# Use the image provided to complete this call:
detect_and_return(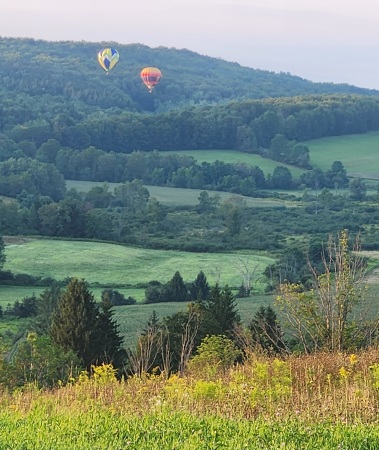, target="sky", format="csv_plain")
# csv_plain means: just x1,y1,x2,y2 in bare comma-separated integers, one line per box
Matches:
1,0,379,89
